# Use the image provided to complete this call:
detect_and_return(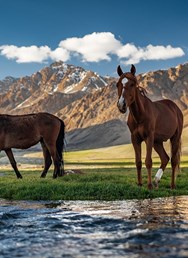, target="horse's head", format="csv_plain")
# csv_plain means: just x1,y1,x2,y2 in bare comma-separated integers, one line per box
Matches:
116,64,137,113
